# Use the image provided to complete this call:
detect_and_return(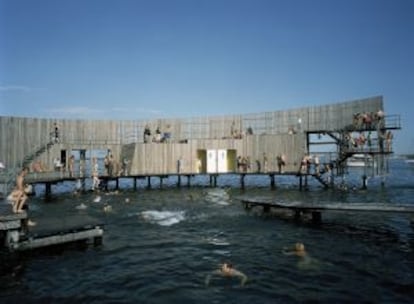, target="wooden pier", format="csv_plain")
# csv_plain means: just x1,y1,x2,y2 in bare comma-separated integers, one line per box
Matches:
240,197,414,224
0,96,402,195
0,204,104,252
